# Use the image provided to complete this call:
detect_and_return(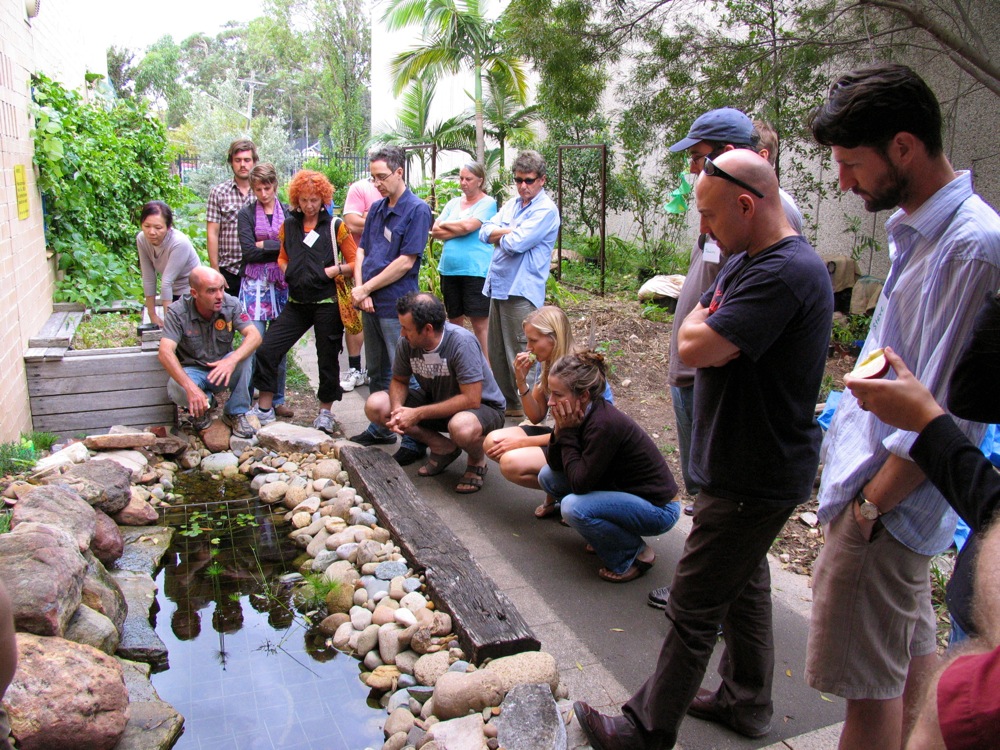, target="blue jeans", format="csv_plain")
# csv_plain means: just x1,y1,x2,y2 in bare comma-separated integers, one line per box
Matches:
361,310,421,451
251,320,286,406
166,355,253,415
671,384,699,496
538,465,680,575
948,614,969,648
